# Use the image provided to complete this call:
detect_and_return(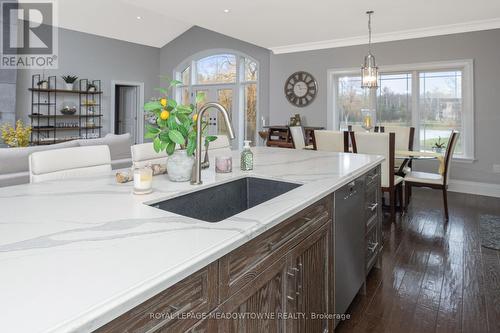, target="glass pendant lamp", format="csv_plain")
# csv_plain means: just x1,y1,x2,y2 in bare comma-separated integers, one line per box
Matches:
361,11,379,88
